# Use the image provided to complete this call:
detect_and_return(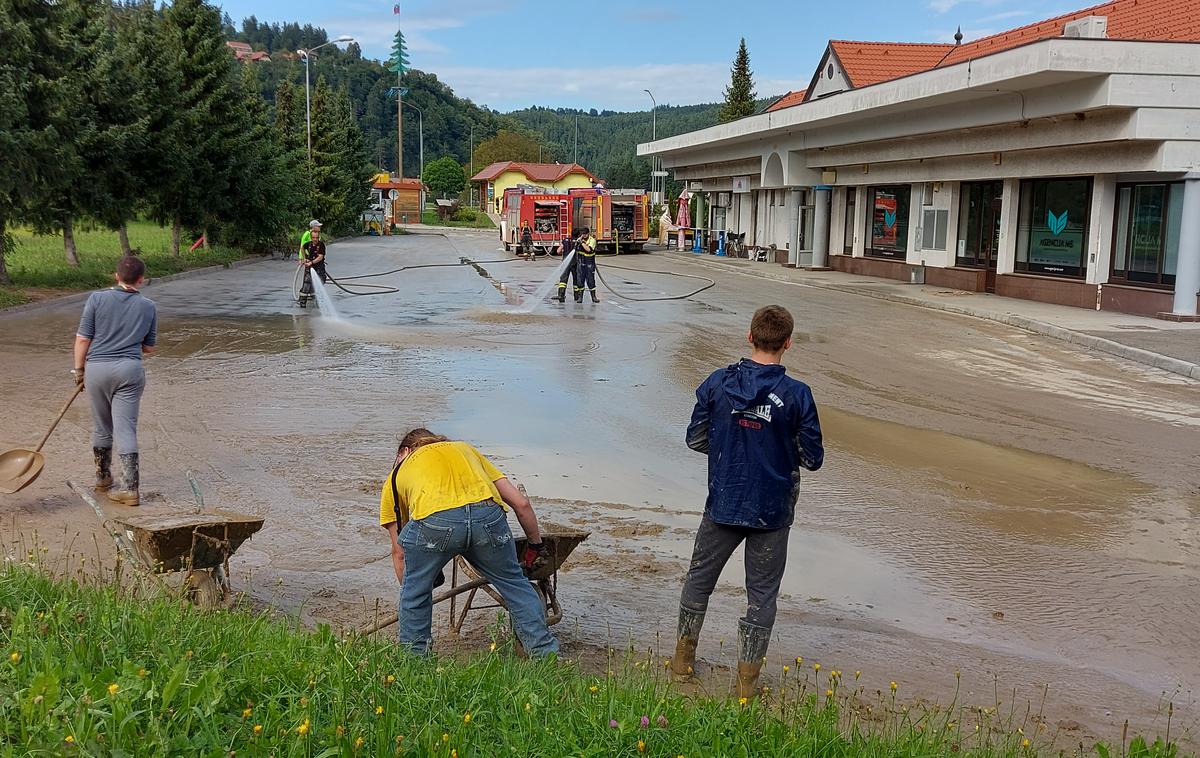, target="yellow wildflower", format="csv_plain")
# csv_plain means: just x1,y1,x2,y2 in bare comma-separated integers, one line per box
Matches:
783,665,790,673
9,652,19,664
253,725,263,735
107,683,119,696
297,719,310,736
65,736,74,744
794,656,803,664
826,689,834,697
355,736,365,748
890,681,898,692
242,708,252,719
813,663,821,672
738,697,748,705
855,671,861,680
336,725,345,736
375,706,383,715
1023,738,1030,748
524,703,531,712
588,685,599,693
386,675,395,684
137,668,147,678
442,733,449,743
185,650,193,659
638,739,646,753
490,642,497,652
463,712,472,724
451,750,459,758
